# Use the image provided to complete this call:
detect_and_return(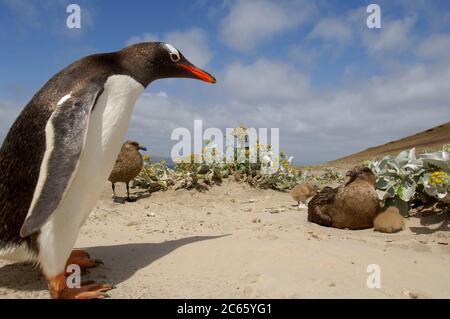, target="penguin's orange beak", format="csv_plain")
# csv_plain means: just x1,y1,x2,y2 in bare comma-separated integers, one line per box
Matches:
178,64,216,84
